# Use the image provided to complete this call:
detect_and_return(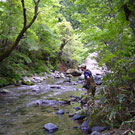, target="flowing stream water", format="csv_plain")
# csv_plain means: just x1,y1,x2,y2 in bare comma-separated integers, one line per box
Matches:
0,76,86,135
